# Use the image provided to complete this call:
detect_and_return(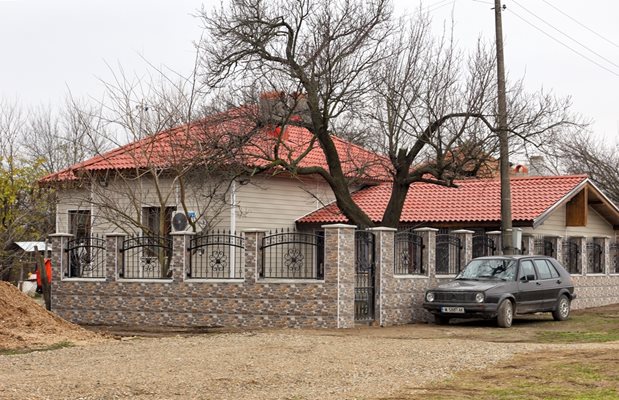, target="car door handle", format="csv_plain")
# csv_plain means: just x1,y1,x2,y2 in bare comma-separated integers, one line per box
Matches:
556,280,562,284
536,282,542,286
